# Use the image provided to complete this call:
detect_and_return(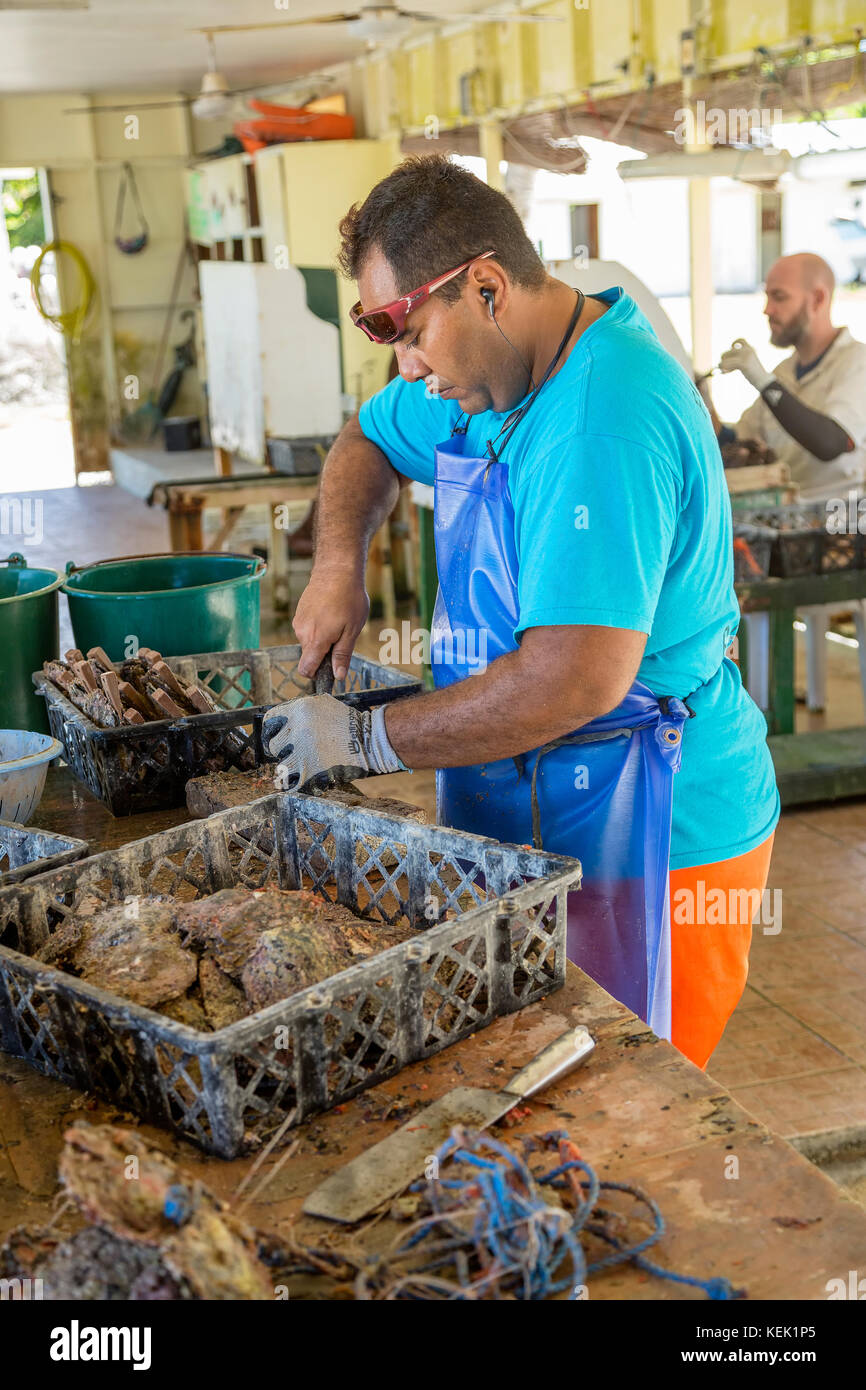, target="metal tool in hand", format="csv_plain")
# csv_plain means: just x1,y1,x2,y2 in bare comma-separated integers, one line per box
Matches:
694,364,722,385
313,650,336,696
303,1025,596,1223
311,650,341,788
287,648,338,695
264,646,405,789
